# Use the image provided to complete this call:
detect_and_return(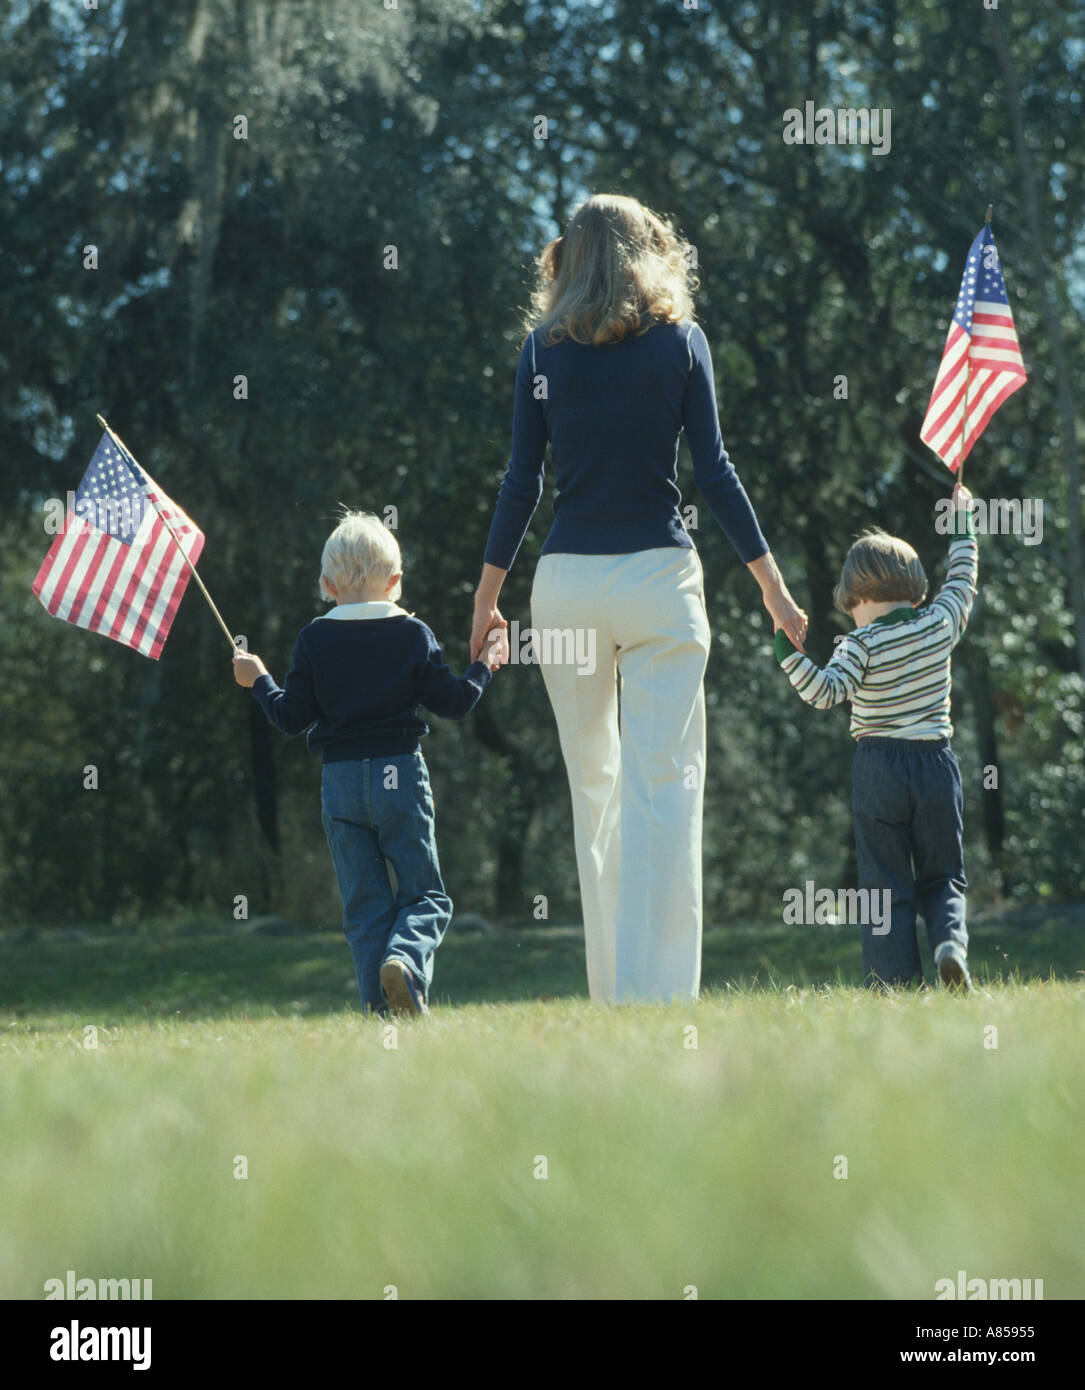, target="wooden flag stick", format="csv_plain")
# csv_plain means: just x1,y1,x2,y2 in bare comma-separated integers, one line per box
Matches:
95,414,239,653
958,363,971,489
956,206,994,490
958,382,970,490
